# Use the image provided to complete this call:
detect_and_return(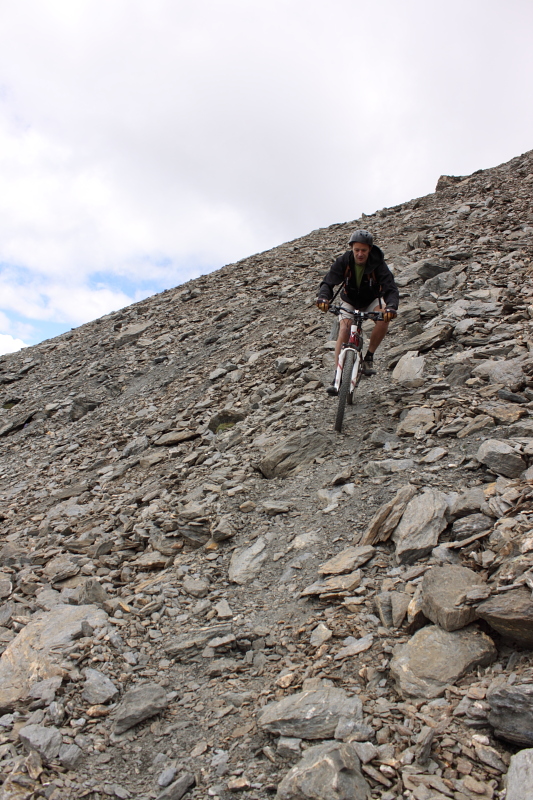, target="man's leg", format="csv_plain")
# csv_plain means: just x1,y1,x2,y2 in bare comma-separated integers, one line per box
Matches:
335,318,351,364
367,320,389,355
